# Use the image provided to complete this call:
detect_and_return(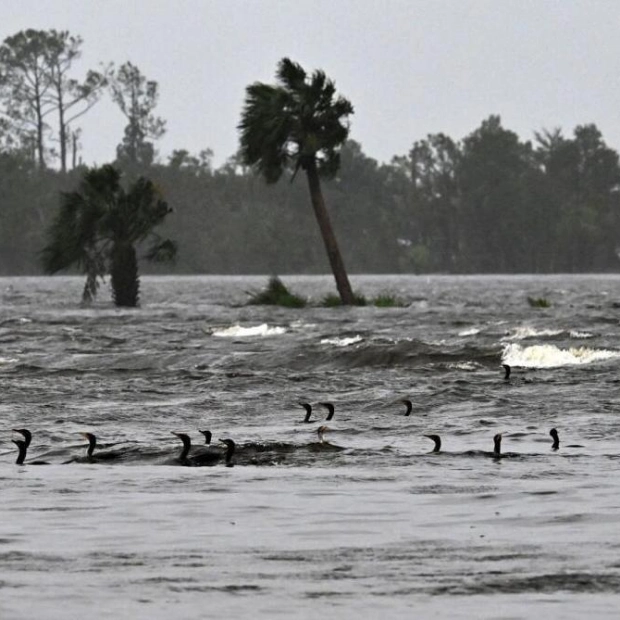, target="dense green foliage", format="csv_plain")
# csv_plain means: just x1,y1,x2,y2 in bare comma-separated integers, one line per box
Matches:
247,276,307,307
